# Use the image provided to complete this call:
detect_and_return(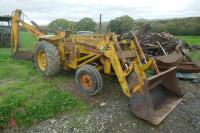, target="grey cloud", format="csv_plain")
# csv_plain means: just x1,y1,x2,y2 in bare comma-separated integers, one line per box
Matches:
0,0,199,25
